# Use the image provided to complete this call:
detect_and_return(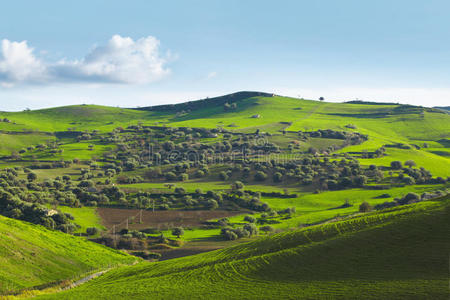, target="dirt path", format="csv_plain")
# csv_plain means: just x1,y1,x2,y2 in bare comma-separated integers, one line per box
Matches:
61,270,109,291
